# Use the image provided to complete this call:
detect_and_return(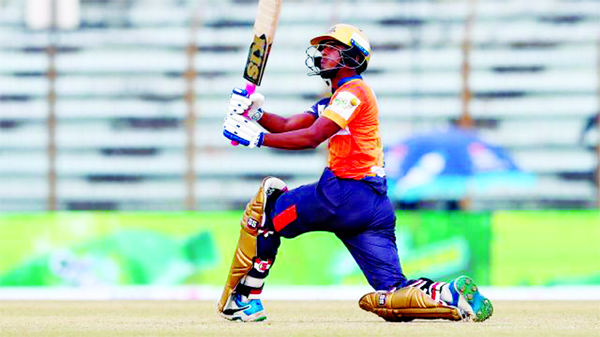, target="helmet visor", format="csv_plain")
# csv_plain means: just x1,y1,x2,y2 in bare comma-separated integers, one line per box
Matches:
305,43,366,76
